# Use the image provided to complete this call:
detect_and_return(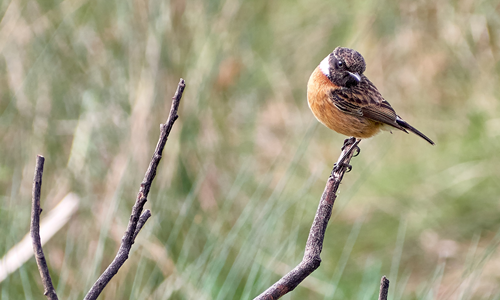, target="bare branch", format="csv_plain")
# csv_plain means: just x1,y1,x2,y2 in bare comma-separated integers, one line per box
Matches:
84,78,186,300
254,137,361,300
31,155,59,300
378,276,390,300
133,210,152,240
